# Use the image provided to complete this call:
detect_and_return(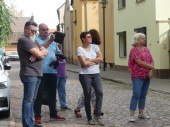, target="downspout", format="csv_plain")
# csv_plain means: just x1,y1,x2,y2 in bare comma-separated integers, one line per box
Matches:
168,19,170,70
85,0,88,31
